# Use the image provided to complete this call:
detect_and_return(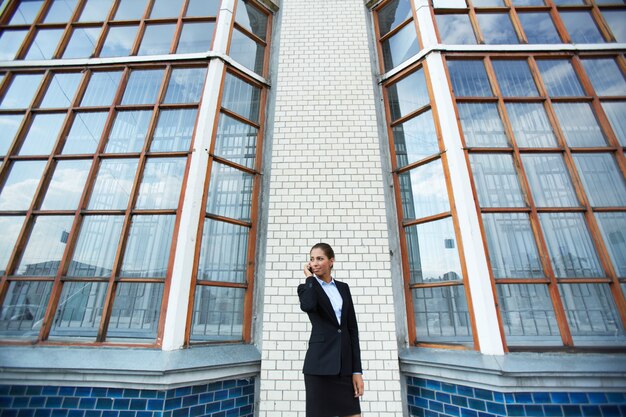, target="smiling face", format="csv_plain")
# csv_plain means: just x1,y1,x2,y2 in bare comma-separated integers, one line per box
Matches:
309,247,334,279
